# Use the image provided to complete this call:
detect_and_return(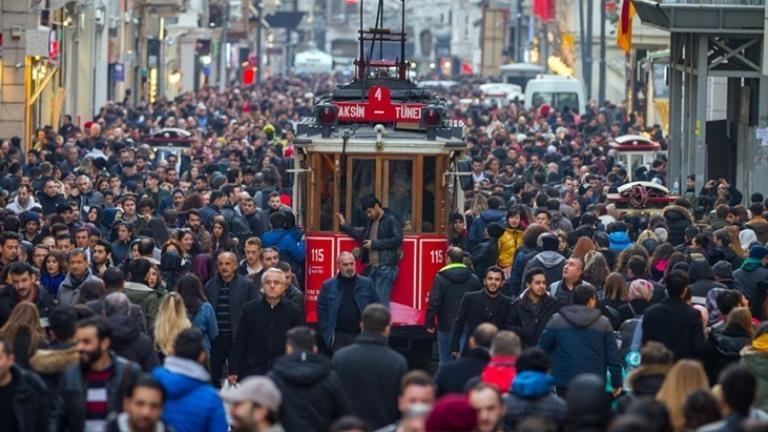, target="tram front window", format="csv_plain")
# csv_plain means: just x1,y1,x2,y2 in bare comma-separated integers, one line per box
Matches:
386,160,413,231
